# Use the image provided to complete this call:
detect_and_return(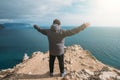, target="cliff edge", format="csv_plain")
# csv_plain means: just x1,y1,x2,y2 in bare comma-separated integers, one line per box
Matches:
0,45,120,80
